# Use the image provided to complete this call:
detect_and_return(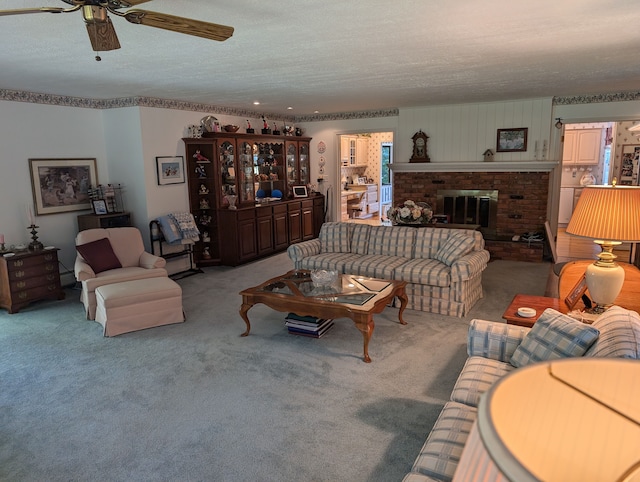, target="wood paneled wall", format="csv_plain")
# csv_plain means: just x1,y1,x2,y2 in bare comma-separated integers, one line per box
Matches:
397,98,554,163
